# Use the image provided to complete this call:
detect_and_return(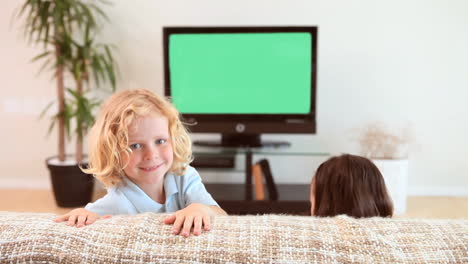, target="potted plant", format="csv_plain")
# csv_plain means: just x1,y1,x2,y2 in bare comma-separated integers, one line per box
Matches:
16,0,117,207
356,123,412,215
